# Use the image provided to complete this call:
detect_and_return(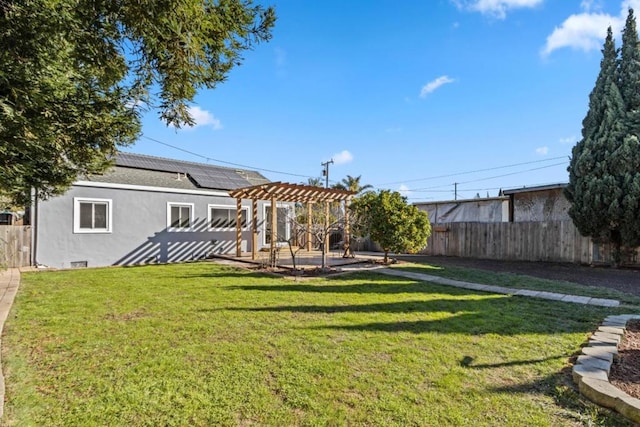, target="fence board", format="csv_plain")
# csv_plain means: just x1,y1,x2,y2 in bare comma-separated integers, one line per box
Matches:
419,221,603,264
0,226,31,268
